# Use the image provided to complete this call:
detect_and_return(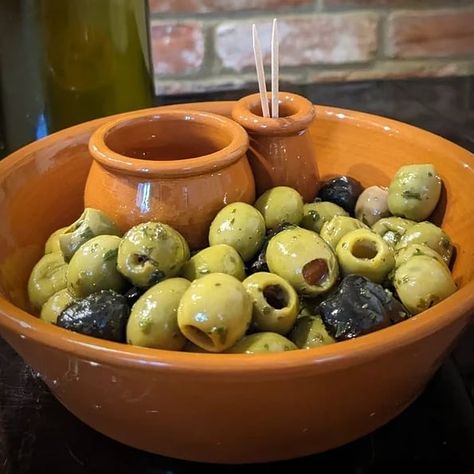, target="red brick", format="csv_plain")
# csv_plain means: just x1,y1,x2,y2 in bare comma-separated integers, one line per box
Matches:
149,0,311,14
150,22,204,75
215,14,378,72
386,10,474,59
